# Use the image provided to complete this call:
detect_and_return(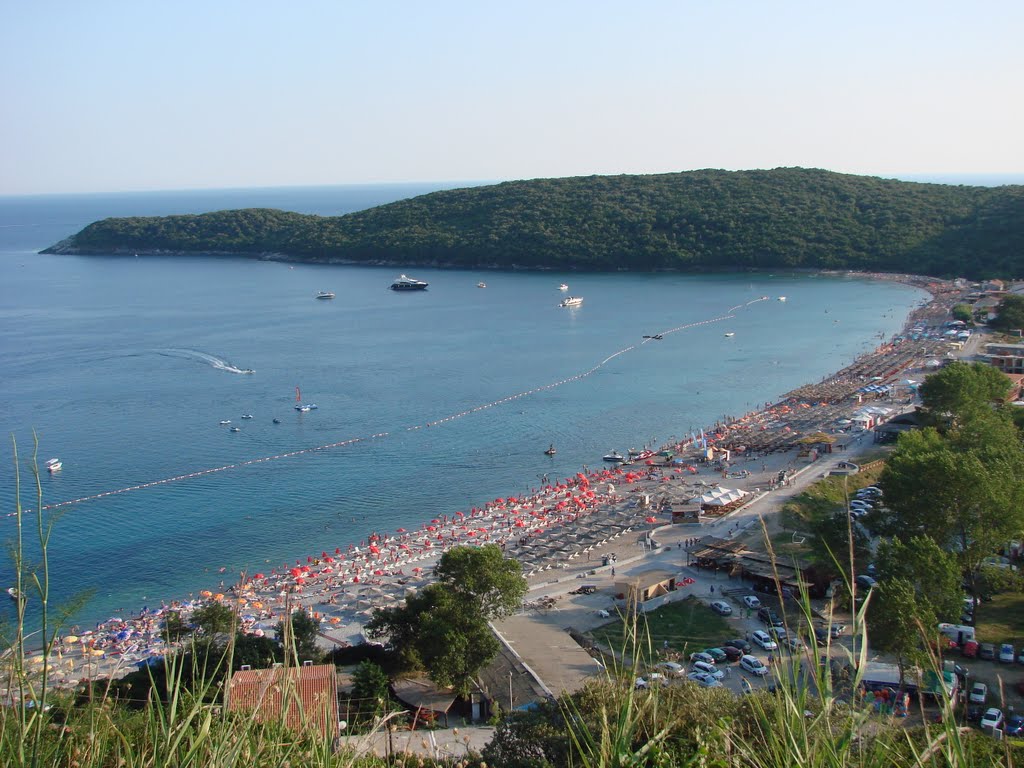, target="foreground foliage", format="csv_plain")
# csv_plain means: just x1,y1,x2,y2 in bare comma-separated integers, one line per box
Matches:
43,168,1024,278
